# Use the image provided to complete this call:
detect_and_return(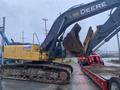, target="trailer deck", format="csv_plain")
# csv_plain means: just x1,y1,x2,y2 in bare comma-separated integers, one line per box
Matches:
85,65,120,80
82,64,120,90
